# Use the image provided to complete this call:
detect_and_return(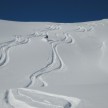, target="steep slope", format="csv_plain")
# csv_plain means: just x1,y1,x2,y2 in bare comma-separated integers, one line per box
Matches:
0,19,108,108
